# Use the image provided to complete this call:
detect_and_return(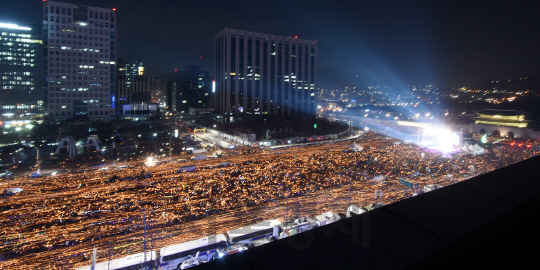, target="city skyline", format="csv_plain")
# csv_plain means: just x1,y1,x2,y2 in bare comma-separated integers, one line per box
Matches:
2,1,540,269
1,1,539,87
